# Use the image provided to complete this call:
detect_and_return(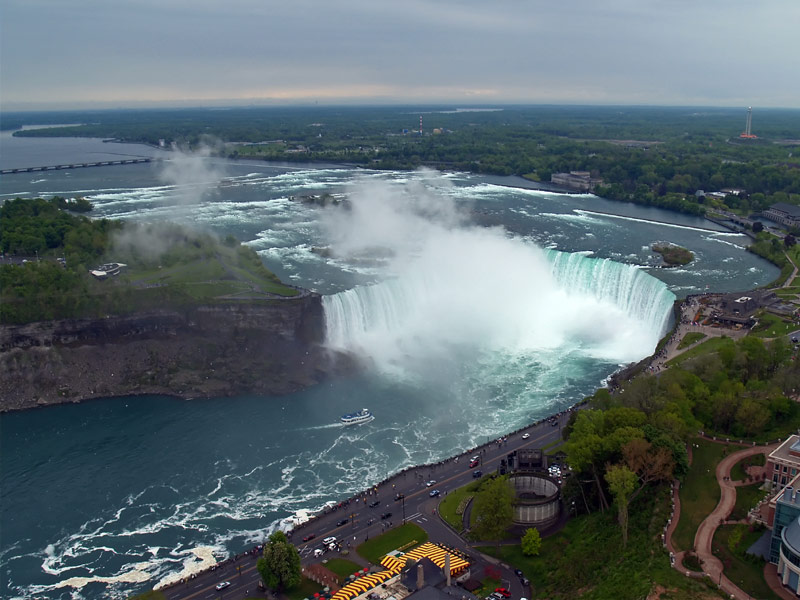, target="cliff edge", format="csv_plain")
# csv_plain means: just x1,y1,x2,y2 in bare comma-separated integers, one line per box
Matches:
0,294,354,412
